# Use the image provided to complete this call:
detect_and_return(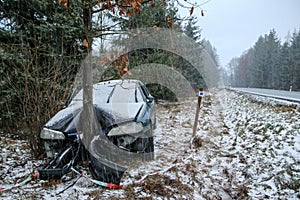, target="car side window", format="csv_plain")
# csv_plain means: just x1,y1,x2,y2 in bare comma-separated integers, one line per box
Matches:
140,84,150,99
135,87,144,102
